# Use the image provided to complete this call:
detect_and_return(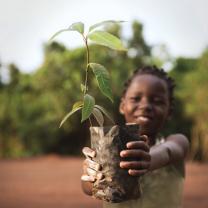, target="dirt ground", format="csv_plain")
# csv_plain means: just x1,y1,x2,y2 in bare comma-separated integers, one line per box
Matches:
0,155,208,208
